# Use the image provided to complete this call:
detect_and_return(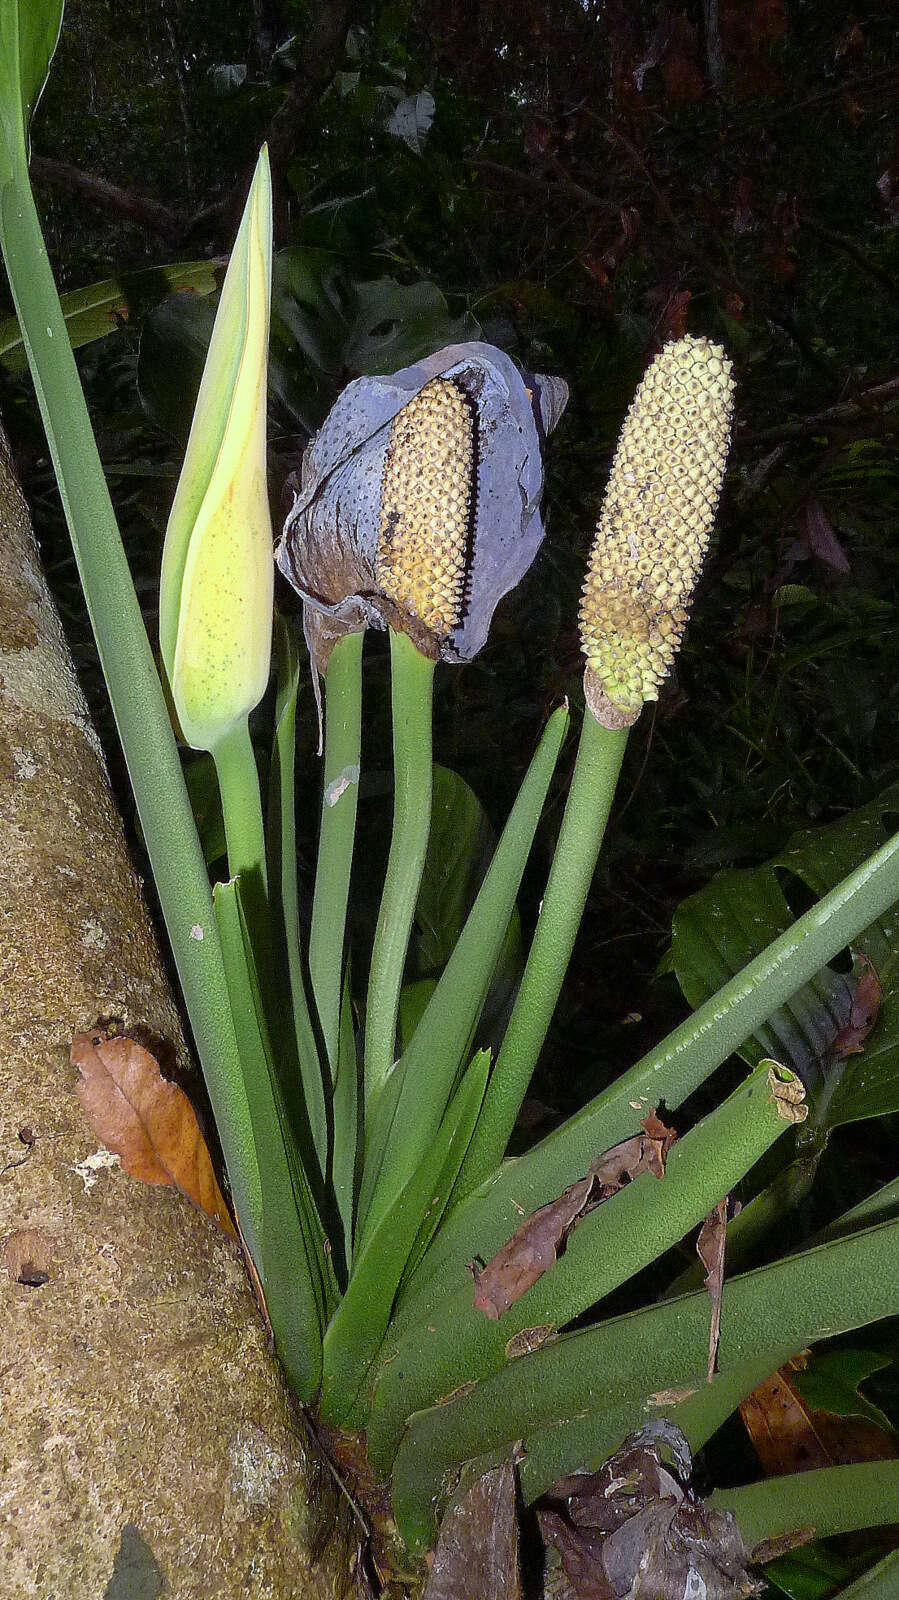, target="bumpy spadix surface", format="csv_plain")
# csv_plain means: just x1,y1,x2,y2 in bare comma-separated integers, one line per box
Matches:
376,378,474,638
579,335,734,724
